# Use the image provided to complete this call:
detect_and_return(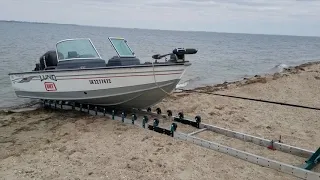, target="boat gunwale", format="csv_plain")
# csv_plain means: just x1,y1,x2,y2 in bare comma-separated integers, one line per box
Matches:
8,62,191,75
